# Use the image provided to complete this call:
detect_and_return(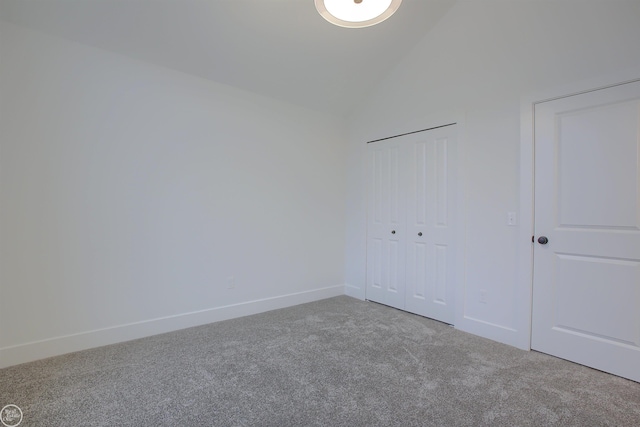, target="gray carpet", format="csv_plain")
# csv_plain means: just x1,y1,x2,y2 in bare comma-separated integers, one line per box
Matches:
1,296,639,426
